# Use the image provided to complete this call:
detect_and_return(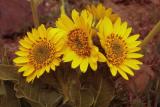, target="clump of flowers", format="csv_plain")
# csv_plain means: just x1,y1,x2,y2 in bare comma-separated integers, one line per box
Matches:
13,3,143,82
